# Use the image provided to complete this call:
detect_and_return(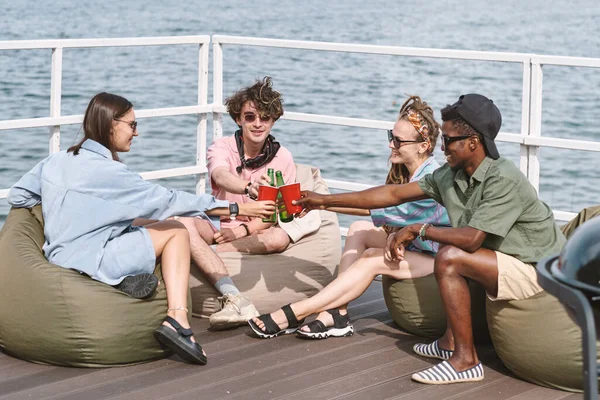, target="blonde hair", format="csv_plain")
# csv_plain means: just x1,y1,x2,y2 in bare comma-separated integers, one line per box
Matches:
385,95,440,185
